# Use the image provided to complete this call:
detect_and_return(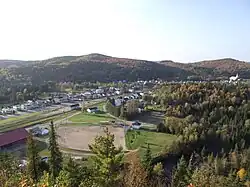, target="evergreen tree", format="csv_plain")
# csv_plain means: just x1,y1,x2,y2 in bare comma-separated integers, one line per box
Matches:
172,156,190,187
26,132,40,182
64,157,82,187
55,170,70,187
119,105,125,119
48,121,63,184
89,127,123,187
142,143,153,176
